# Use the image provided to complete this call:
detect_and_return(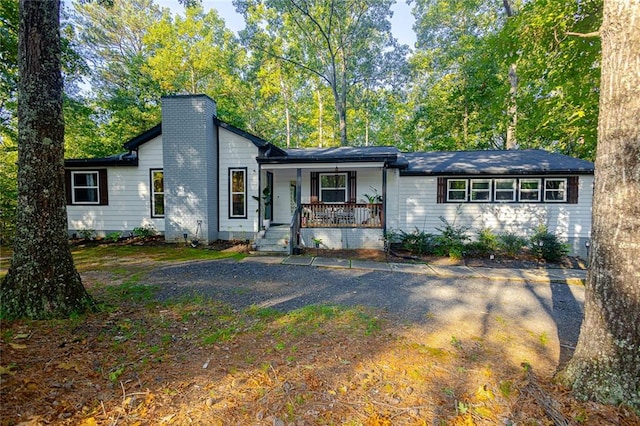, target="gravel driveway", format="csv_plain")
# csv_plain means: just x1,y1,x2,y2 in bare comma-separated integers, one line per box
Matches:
148,257,585,348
